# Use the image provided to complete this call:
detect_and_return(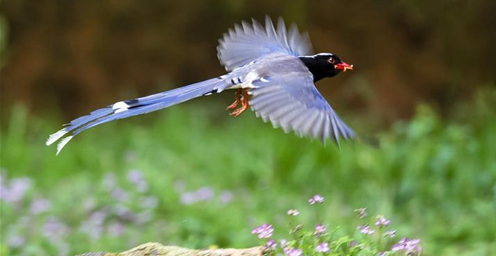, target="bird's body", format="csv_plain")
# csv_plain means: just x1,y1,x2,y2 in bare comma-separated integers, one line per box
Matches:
47,17,354,154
